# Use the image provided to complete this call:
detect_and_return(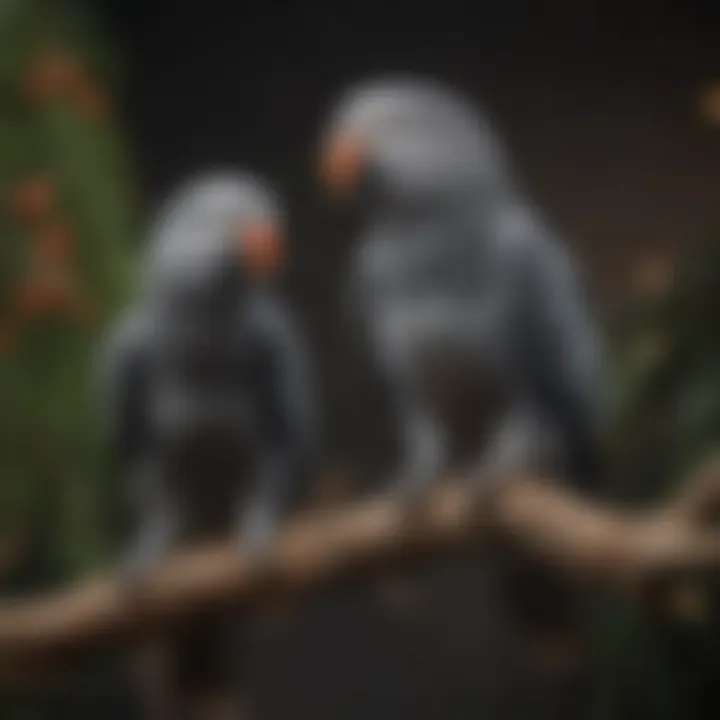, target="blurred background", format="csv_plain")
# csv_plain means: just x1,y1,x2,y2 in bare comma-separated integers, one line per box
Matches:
2,0,720,717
